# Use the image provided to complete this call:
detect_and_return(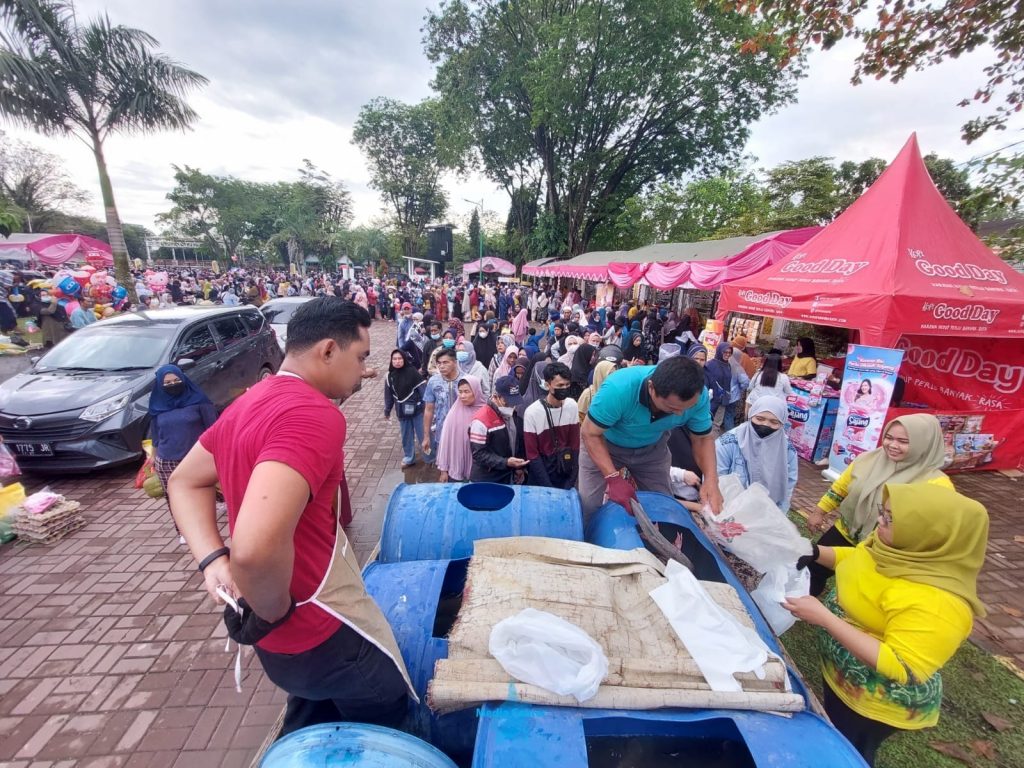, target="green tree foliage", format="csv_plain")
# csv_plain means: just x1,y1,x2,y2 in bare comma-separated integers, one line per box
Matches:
0,0,207,300
467,207,482,263
159,161,352,269
425,0,799,258
505,185,540,265
43,210,151,260
352,98,453,262
0,132,89,232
